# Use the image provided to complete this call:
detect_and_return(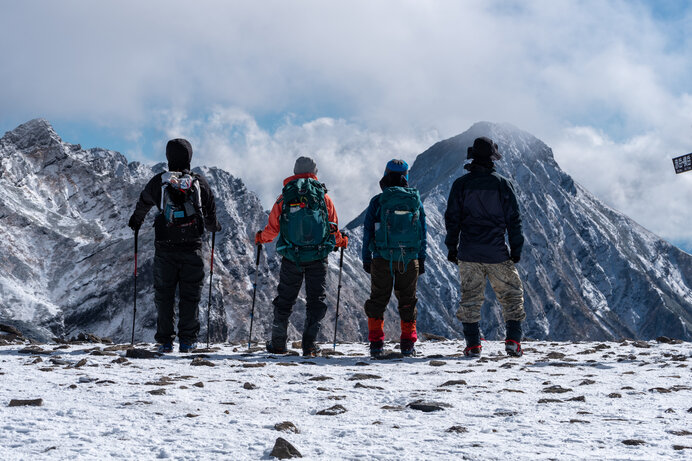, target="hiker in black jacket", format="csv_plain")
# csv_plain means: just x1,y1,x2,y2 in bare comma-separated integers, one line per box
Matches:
128,138,221,353
444,136,526,357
